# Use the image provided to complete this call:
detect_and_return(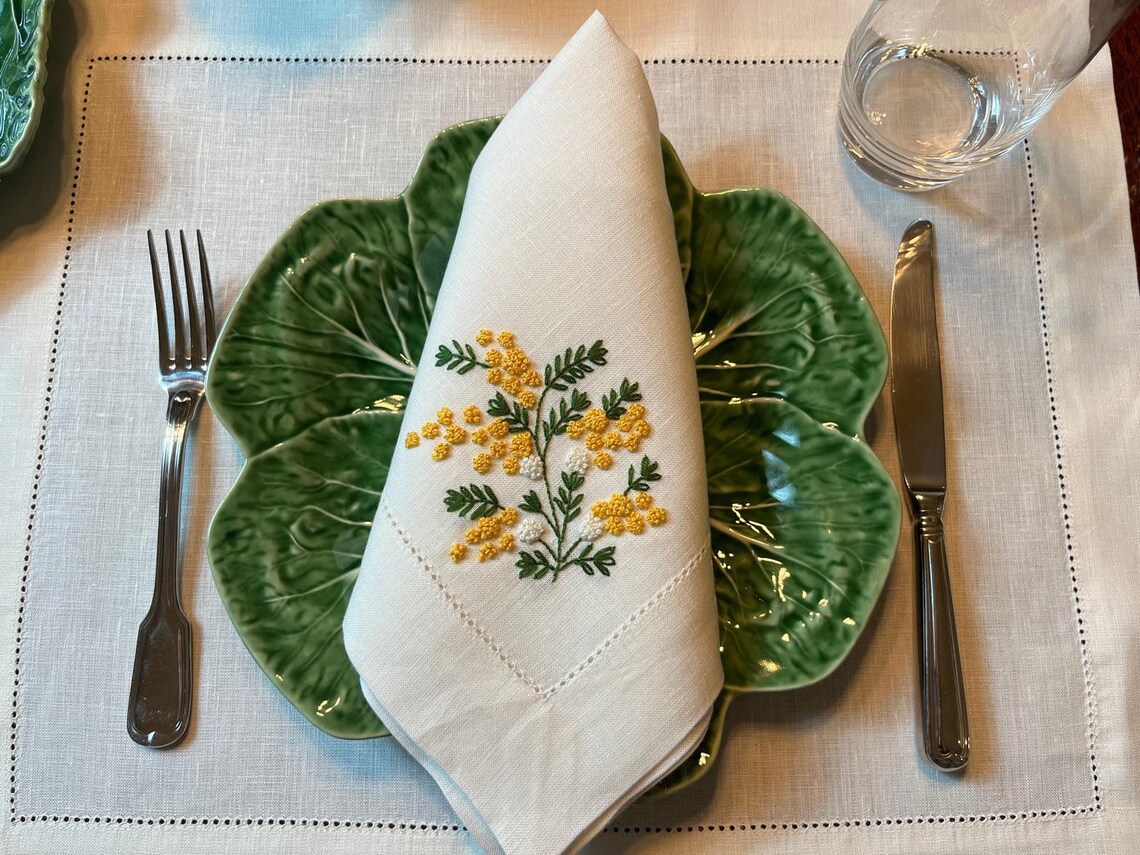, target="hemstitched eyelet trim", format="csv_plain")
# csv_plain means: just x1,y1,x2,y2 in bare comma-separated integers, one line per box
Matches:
379,499,707,700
